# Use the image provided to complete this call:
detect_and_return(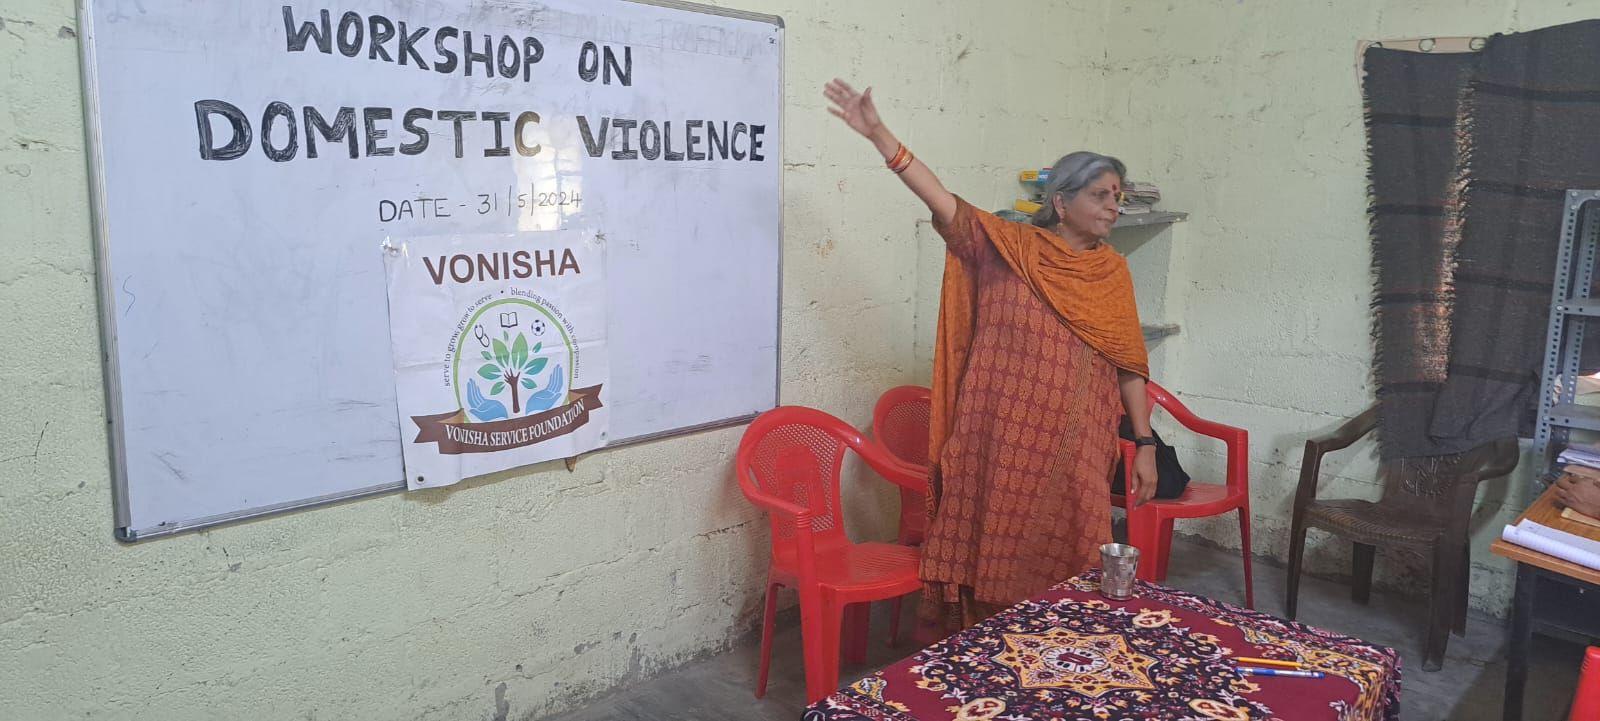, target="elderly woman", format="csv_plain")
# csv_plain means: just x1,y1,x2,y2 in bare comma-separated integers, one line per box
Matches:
825,79,1159,632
